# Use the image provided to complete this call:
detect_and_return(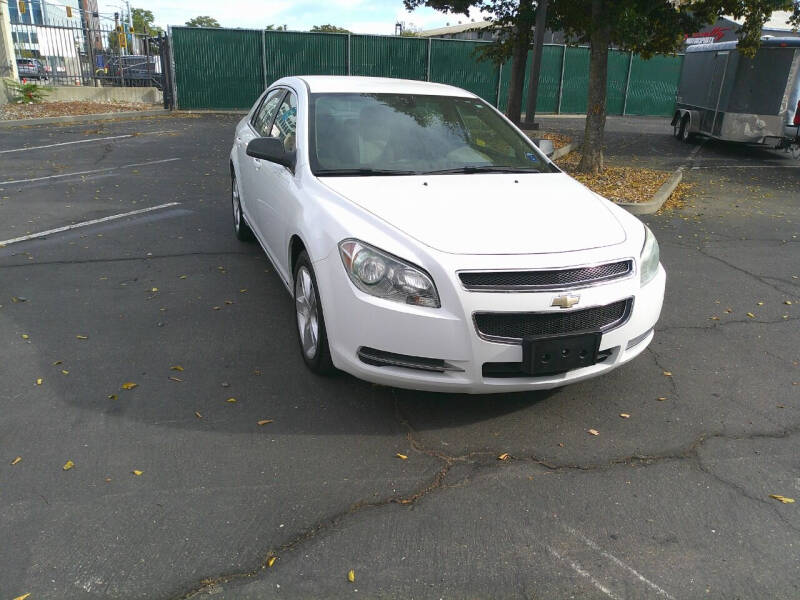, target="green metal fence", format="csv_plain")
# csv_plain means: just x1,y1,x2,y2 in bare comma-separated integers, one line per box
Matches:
170,26,682,117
